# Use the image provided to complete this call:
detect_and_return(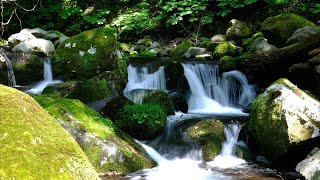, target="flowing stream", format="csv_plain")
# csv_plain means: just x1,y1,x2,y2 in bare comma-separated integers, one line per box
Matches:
25,57,62,94
121,63,280,180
